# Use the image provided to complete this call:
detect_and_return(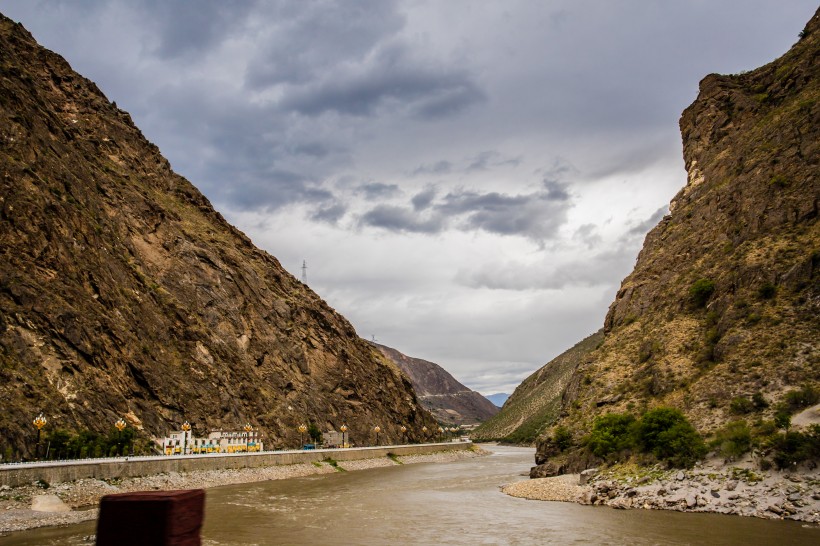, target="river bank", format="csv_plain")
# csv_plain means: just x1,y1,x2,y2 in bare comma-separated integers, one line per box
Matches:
503,462,820,524
0,448,486,535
